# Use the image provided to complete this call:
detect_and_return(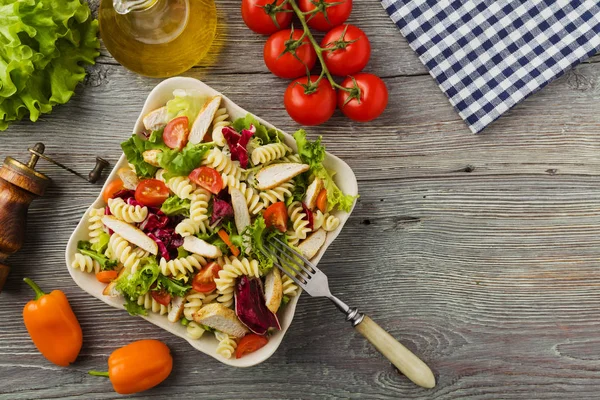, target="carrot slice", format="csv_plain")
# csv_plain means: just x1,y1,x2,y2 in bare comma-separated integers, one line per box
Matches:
218,229,240,257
